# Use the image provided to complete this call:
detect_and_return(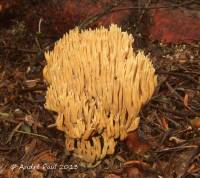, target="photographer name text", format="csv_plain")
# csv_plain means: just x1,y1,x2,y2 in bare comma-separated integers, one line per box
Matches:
10,163,78,171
